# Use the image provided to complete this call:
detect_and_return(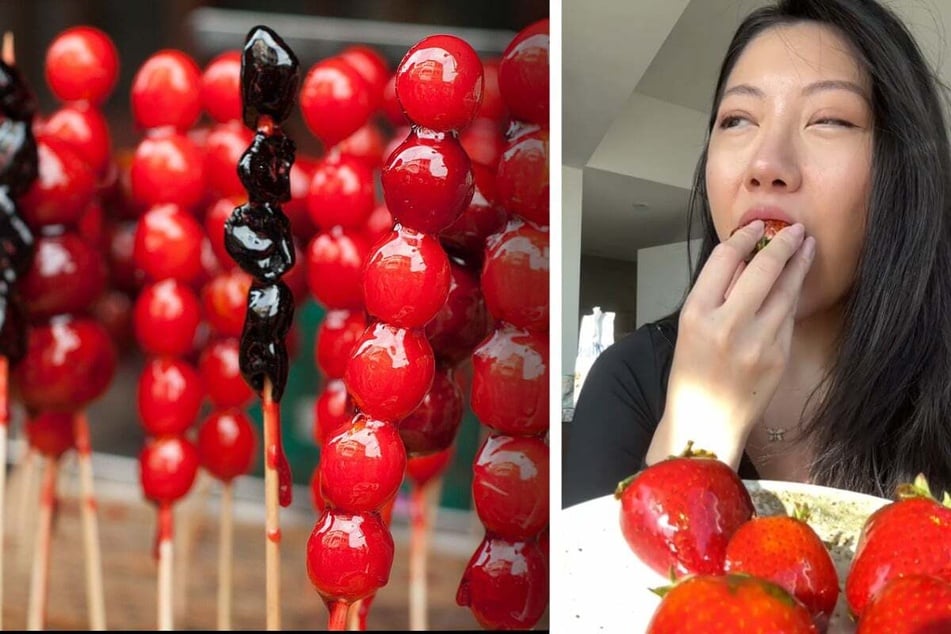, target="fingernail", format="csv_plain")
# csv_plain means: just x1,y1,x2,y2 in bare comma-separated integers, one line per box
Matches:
747,219,764,232
802,236,816,260
788,223,805,238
